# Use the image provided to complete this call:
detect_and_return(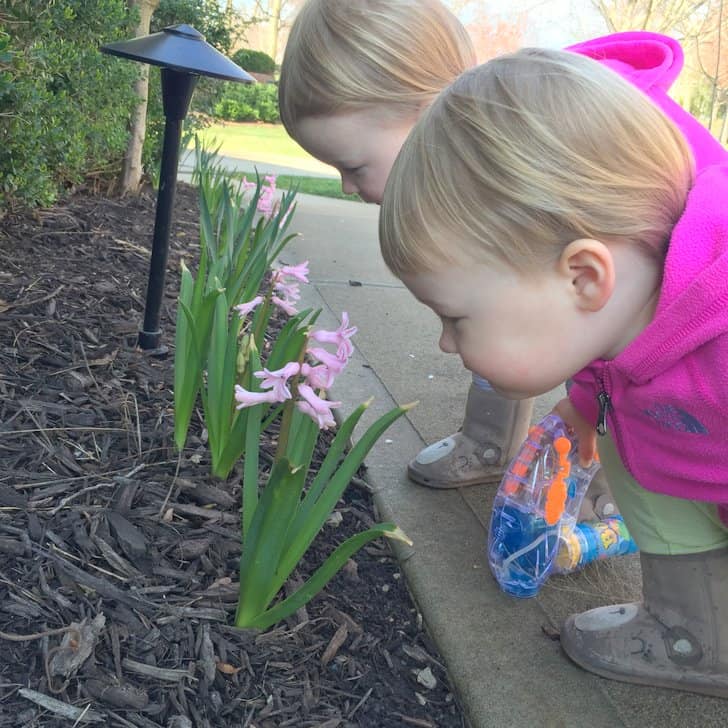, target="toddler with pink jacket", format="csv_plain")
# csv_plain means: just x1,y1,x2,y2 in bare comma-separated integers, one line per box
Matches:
379,31,728,697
